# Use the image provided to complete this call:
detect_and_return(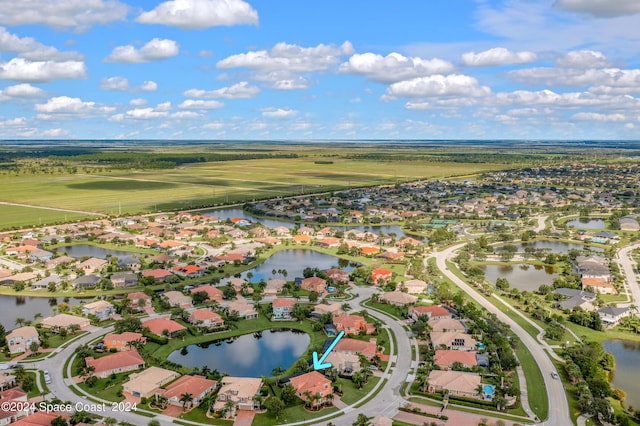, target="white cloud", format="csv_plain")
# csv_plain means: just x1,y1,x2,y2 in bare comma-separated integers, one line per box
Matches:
555,50,611,68
0,0,128,32
35,96,115,117
0,117,27,126
217,41,354,72
508,67,640,92
340,52,454,83
461,47,537,67
178,99,224,109
183,81,259,99
140,81,158,91
100,76,129,91
125,107,168,119
0,27,82,61
156,101,172,111
493,89,639,108
129,98,147,106
171,111,200,119
3,83,44,97
0,58,86,82
571,112,627,121
269,77,309,90
136,0,258,29
386,74,491,98
553,0,640,17
203,121,225,129
105,38,179,63
261,107,297,119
